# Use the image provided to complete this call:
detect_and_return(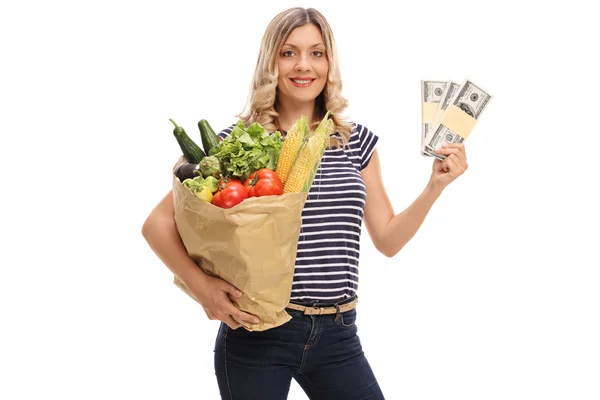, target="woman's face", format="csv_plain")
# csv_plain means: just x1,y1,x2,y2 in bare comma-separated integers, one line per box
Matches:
277,24,329,105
